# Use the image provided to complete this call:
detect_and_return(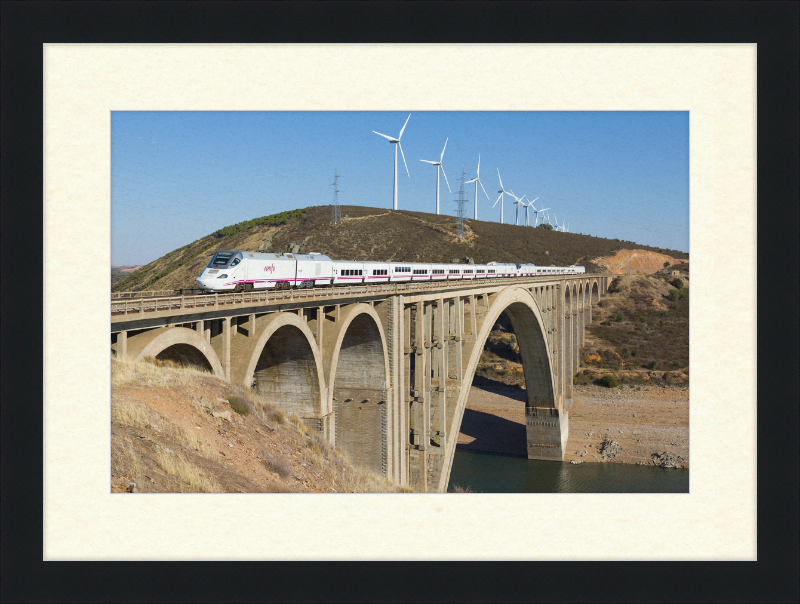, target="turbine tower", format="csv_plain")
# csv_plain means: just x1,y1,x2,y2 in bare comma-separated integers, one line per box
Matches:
522,196,539,226
510,191,526,225
420,138,451,215
373,114,411,210
492,169,513,224
464,154,490,220
533,203,549,227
